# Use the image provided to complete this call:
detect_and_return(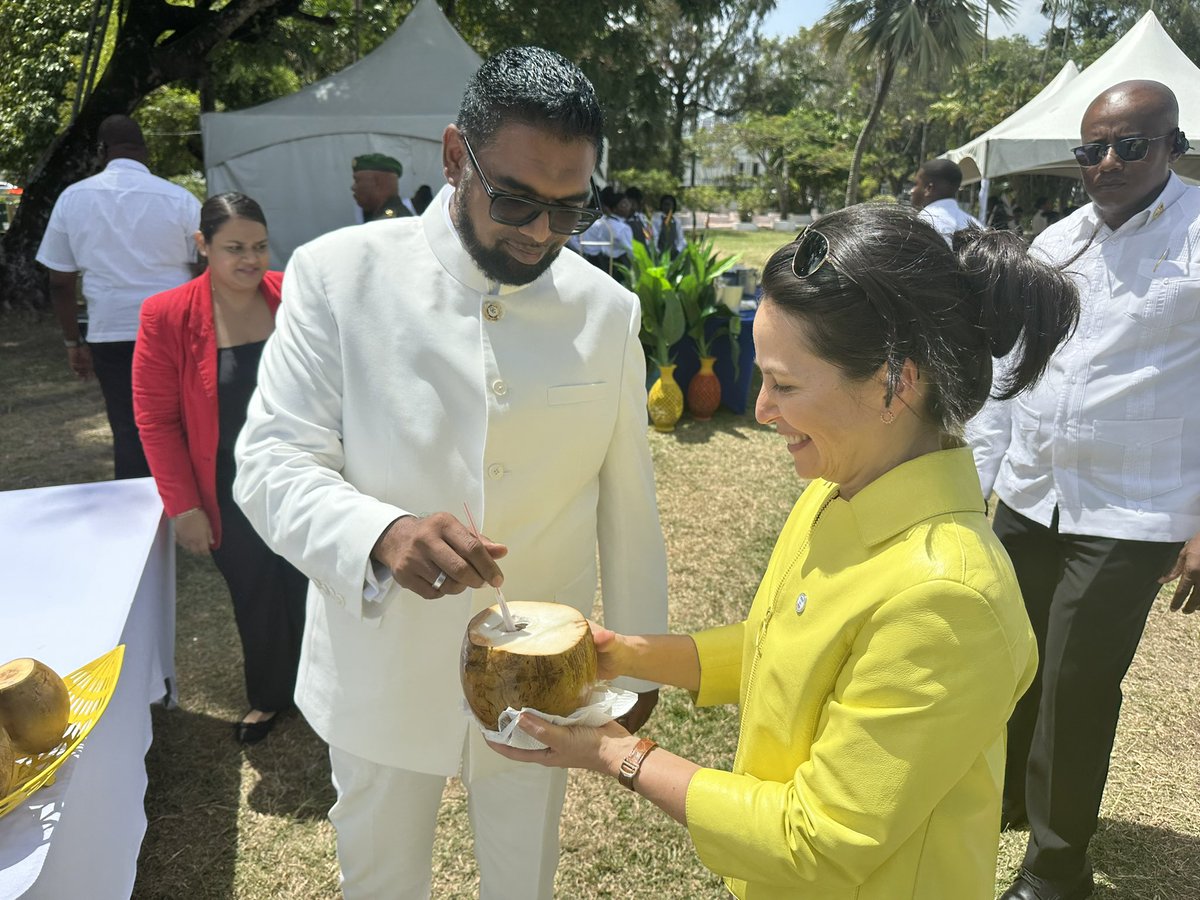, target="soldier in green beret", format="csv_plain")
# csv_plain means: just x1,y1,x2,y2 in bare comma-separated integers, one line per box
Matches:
351,153,412,221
